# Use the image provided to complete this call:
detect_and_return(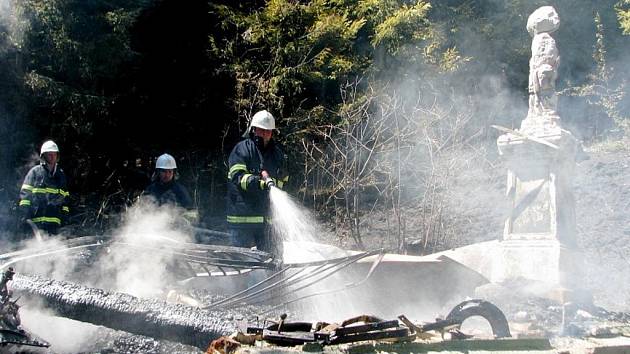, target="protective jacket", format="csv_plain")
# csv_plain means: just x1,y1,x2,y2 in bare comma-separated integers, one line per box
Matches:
19,163,70,233
226,137,287,229
144,180,193,209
